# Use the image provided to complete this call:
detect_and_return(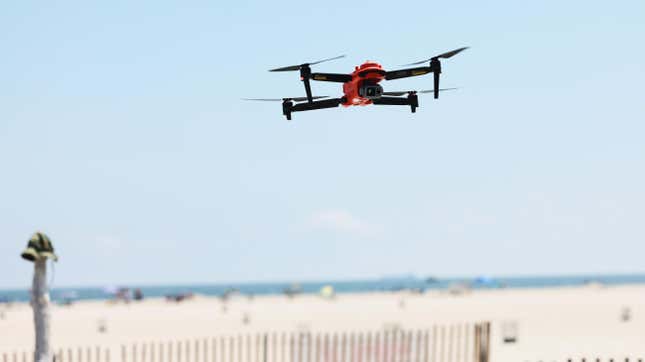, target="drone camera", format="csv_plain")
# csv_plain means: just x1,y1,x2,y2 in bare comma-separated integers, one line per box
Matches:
359,83,383,99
